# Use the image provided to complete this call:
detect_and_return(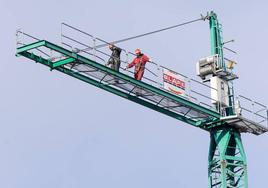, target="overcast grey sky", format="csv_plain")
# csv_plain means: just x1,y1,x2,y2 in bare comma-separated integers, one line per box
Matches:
1,1,268,188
